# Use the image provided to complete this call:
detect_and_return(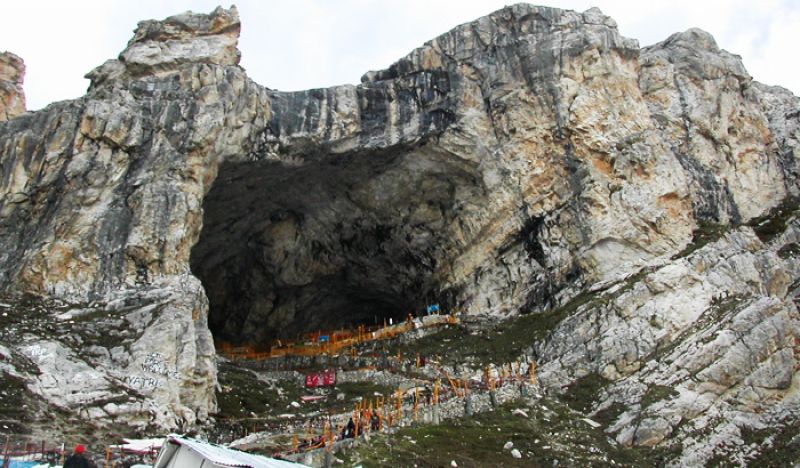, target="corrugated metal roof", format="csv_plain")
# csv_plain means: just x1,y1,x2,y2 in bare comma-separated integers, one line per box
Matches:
166,435,307,468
